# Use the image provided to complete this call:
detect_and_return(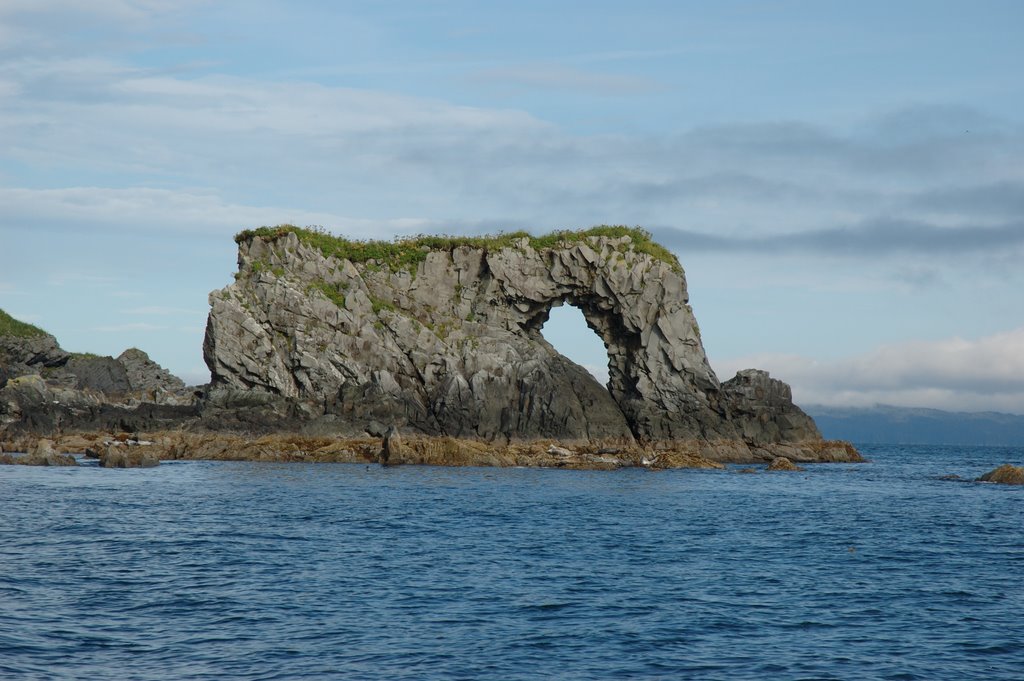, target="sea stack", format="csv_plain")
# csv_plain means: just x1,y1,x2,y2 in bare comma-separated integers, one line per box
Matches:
202,225,857,463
